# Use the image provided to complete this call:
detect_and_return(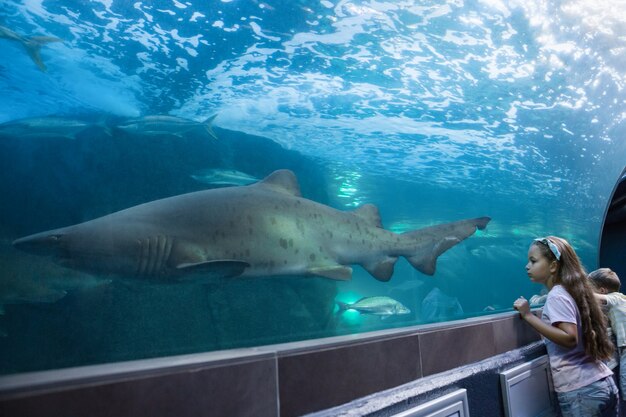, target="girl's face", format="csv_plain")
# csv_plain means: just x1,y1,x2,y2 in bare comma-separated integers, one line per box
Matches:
526,244,557,285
